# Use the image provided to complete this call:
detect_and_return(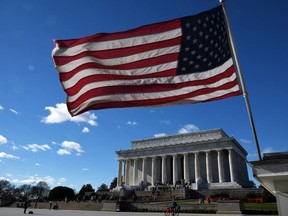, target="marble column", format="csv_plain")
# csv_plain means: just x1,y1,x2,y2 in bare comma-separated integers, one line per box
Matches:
217,150,224,183
124,160,129,185
172,155,178,184
228,149,236,182
206,151,213,183
183,153,189,183
162,155,167,184
194,152,200,182
133,159,138,185
117,160,122,187
151,157,156,186
142,157,147,184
